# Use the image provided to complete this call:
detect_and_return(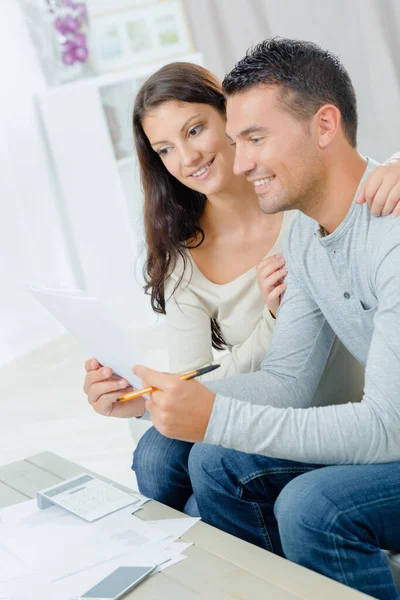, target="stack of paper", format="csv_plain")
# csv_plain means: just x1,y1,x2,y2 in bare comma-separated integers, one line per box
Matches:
0,499,199,599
